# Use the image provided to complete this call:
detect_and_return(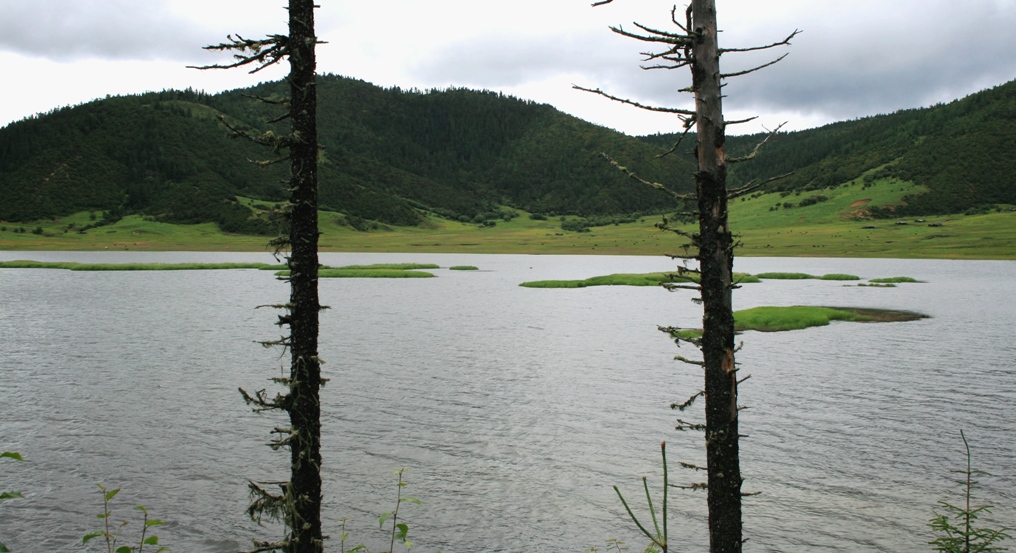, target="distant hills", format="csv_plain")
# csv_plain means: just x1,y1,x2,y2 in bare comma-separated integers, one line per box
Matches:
0,75,695,231
1,74,1014,230
659,78,1016,217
